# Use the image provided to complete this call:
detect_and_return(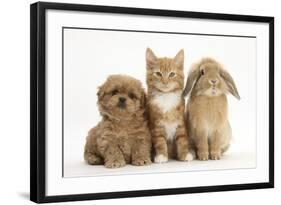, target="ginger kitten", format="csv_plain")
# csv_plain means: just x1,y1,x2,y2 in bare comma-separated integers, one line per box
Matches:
146,48,193,163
